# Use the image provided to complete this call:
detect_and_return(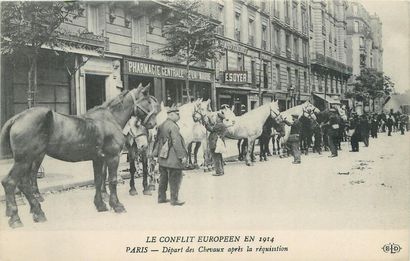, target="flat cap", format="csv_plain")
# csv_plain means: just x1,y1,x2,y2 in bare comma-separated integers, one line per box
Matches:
167,106,179,113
